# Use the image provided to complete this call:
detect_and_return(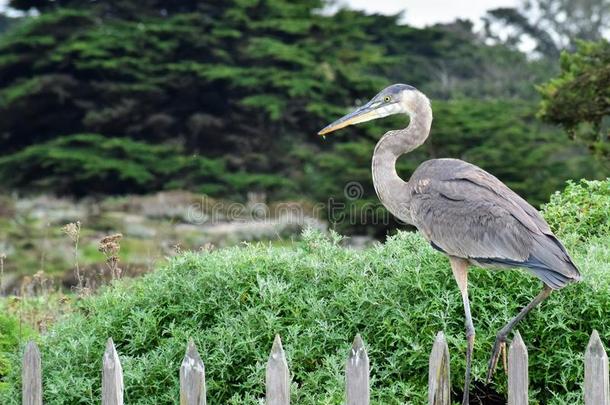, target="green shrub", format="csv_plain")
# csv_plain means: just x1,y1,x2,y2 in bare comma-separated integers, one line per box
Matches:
0,225,608,404
542,179,610,239
0,312,33,392
0,181,607,403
